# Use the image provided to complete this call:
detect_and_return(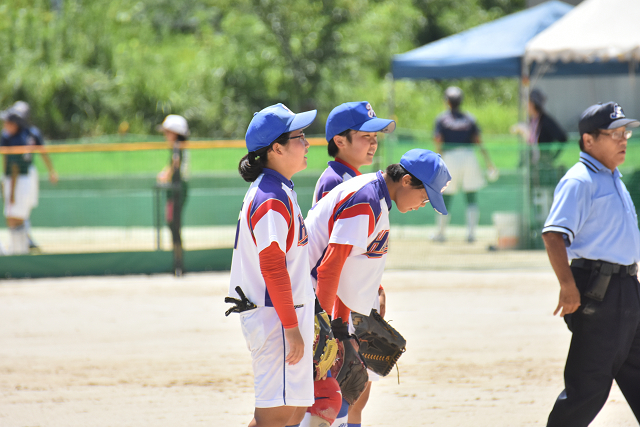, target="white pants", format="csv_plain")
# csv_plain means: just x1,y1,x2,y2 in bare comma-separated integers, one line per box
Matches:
442,148,485,194
3,175,34,220
240,299,315,408
28,165,39,209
